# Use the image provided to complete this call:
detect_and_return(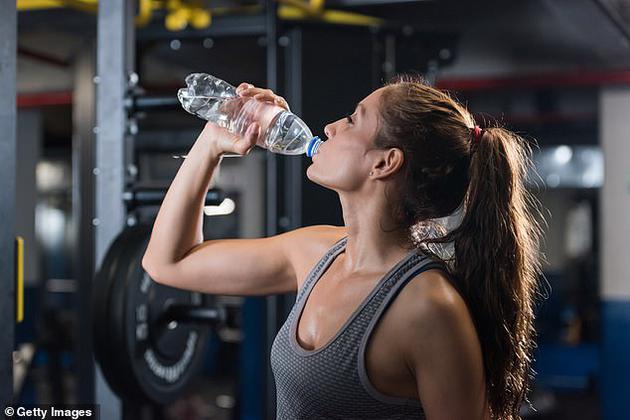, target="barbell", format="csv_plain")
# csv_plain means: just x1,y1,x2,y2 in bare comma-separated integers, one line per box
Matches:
92,225,240,404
